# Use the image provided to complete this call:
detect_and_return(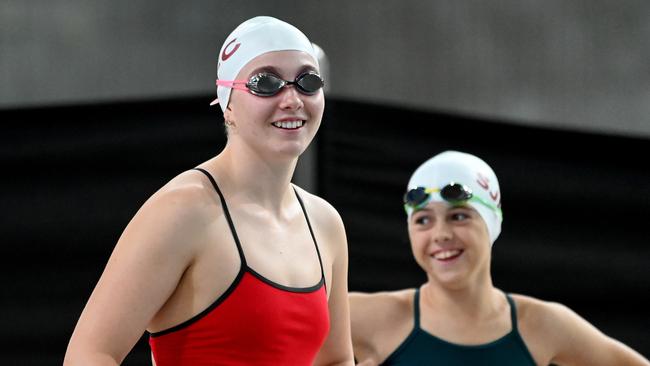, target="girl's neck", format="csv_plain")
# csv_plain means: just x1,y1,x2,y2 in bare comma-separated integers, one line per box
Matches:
207,144,299,214
421,275,501,320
